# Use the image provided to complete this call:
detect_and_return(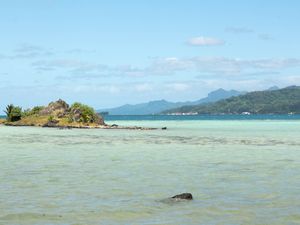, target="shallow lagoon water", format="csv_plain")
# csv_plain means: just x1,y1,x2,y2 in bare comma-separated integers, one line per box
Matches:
1,120,300,224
